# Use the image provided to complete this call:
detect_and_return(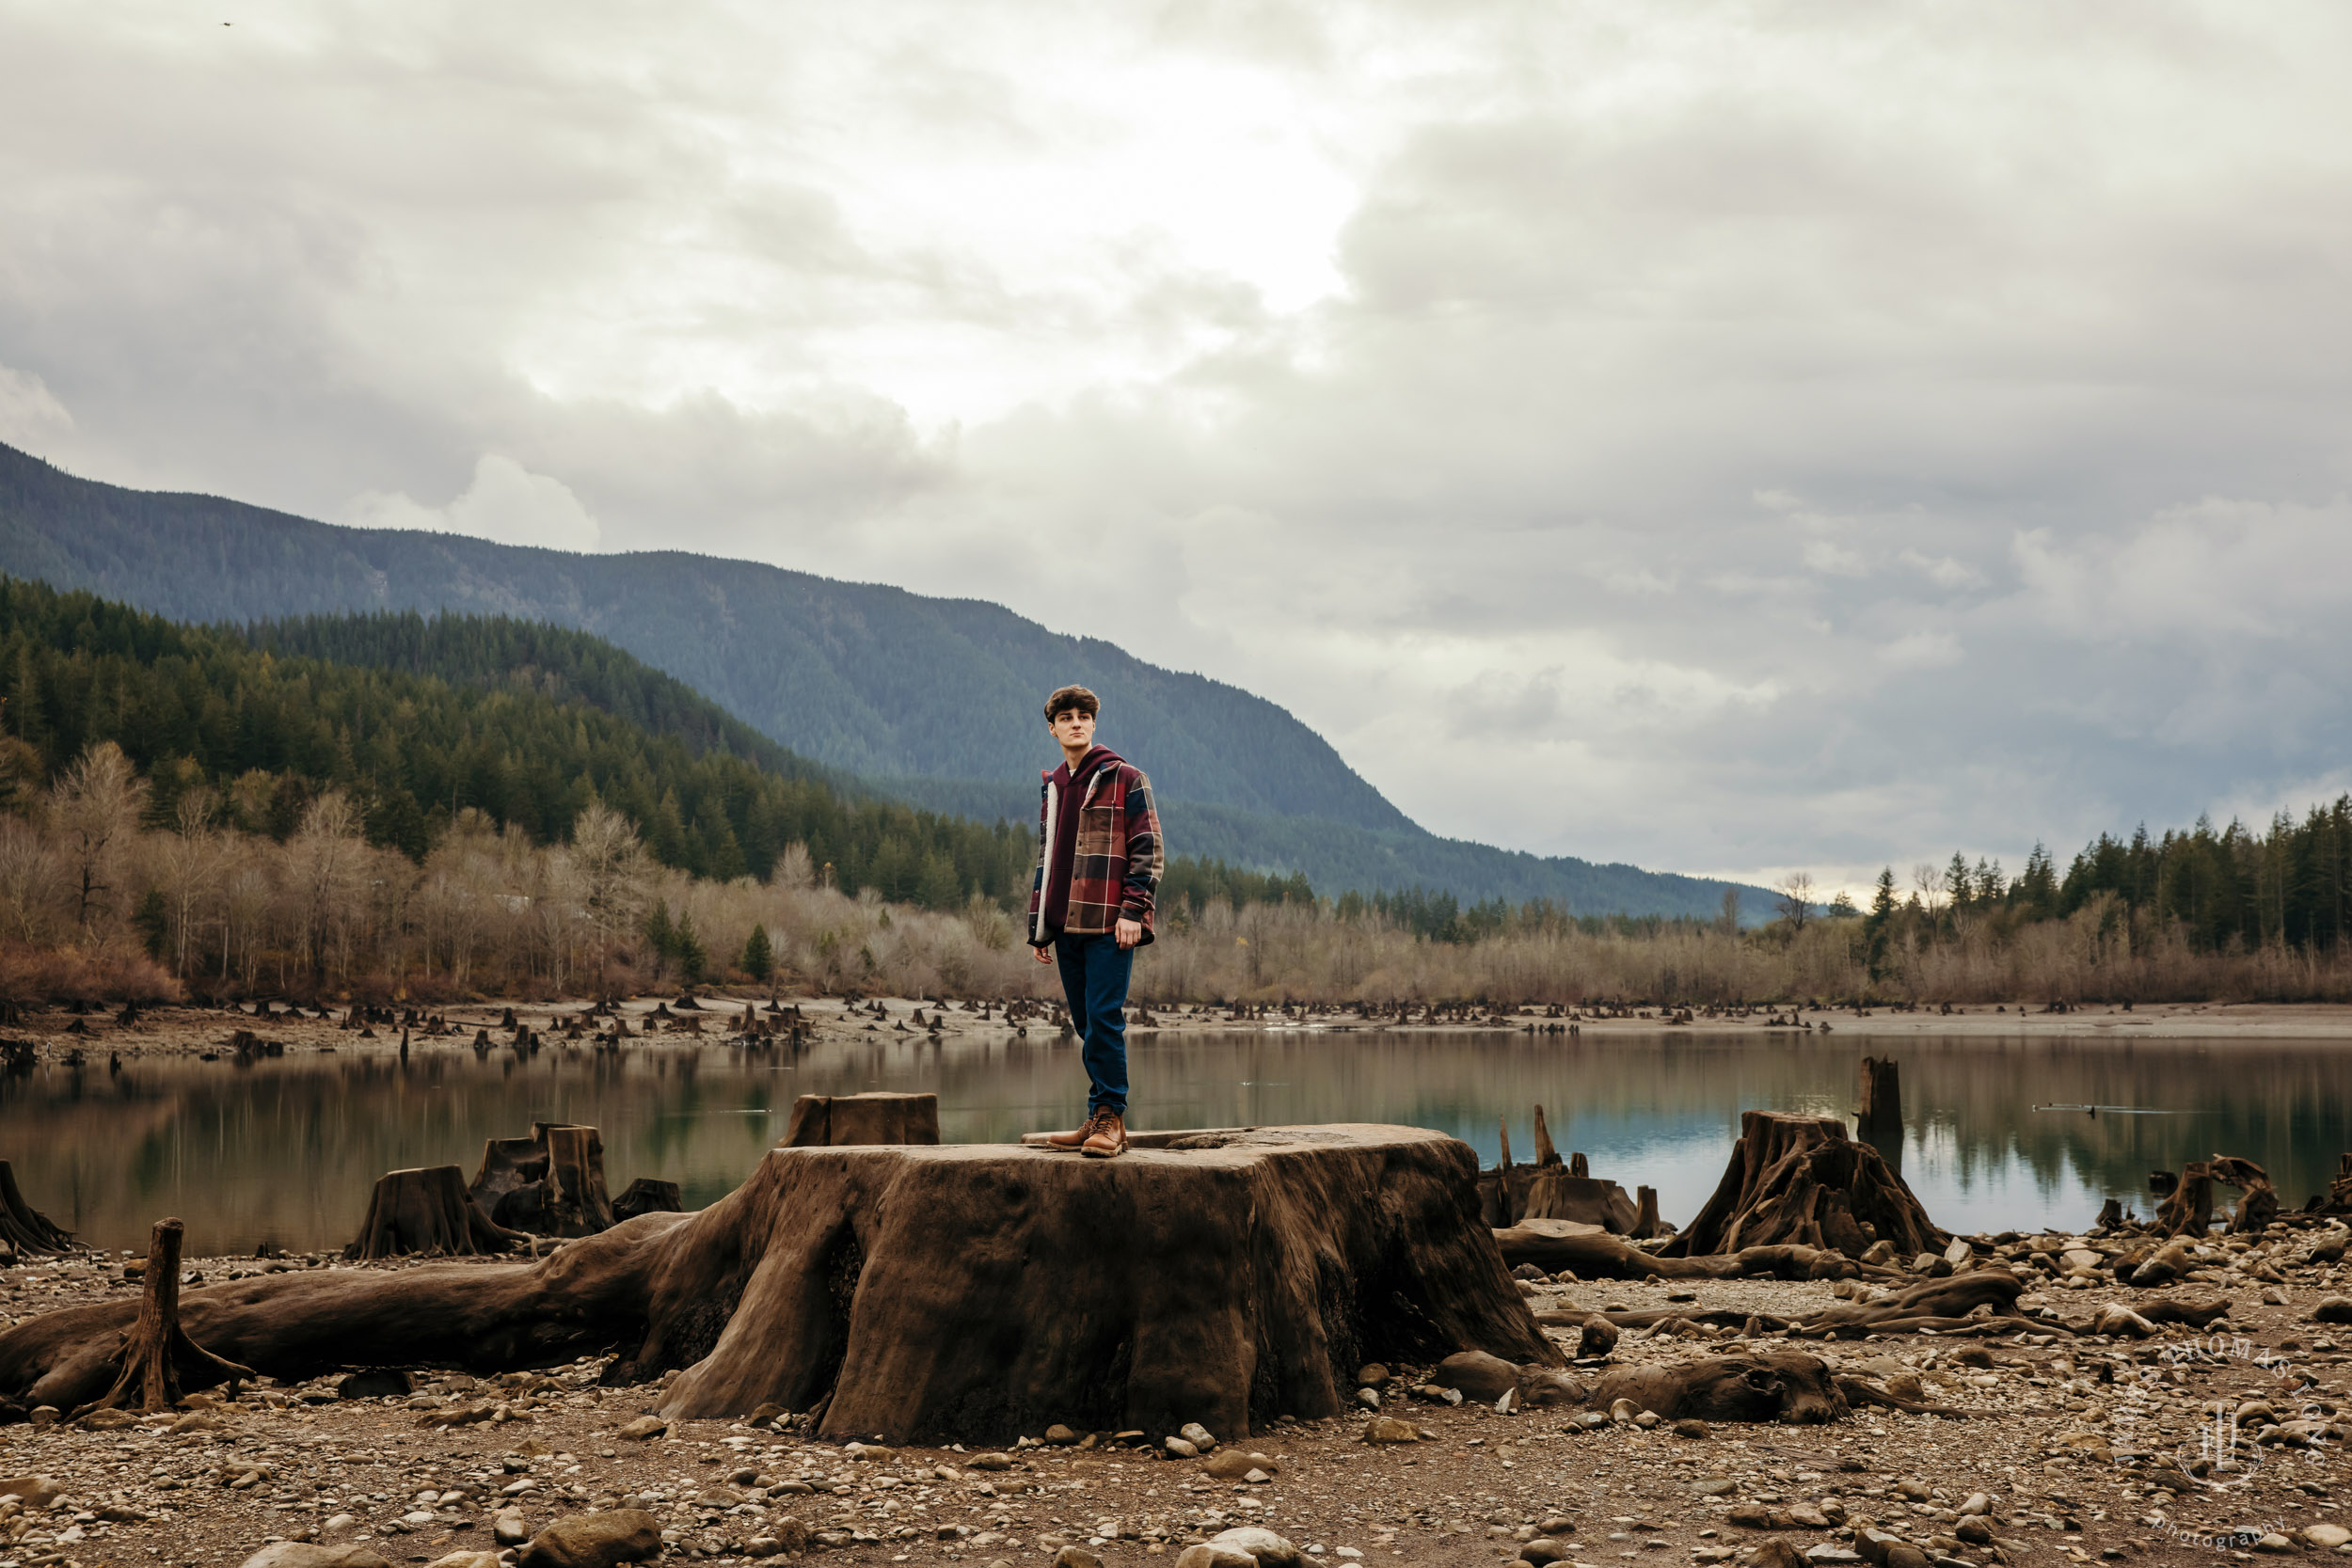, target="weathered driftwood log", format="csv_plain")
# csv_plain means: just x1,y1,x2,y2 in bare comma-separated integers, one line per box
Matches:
612,1179,683,1221
0,1125,1548,1442
346,1166,524,1261
2210,1155,2278,1233
1496,1218,1881,1282
1787,1270,2027,1338
0,1162,73,1260
469,1124,615,1238
2155,1161,2215,1237
72,1218,254,1416
1661,1112,1943,1260
1591,1352,1847,1424
781,1092,941,1148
